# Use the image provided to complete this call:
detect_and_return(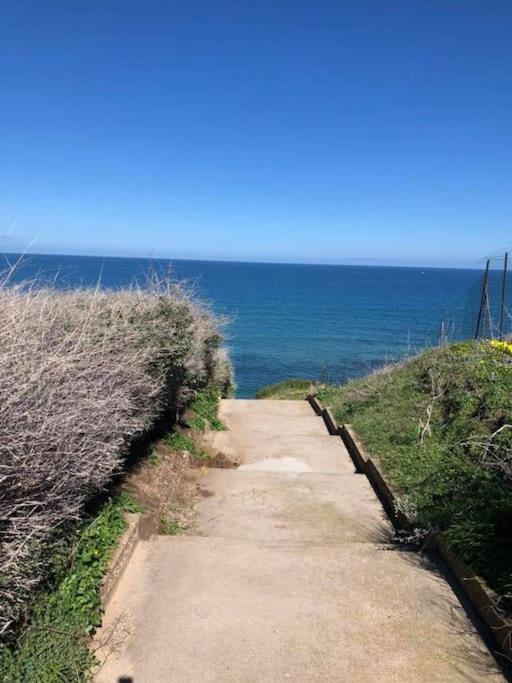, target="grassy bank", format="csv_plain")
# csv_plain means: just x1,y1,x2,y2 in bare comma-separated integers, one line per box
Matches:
0,279,232,654
255,379,314,400
258,341,512,606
